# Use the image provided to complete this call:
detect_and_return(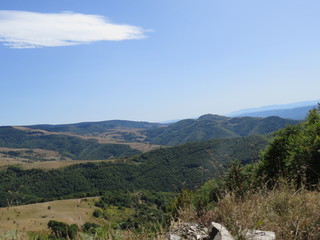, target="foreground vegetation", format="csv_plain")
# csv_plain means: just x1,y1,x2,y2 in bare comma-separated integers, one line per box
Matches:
174,107,320,240
176,180,319,240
